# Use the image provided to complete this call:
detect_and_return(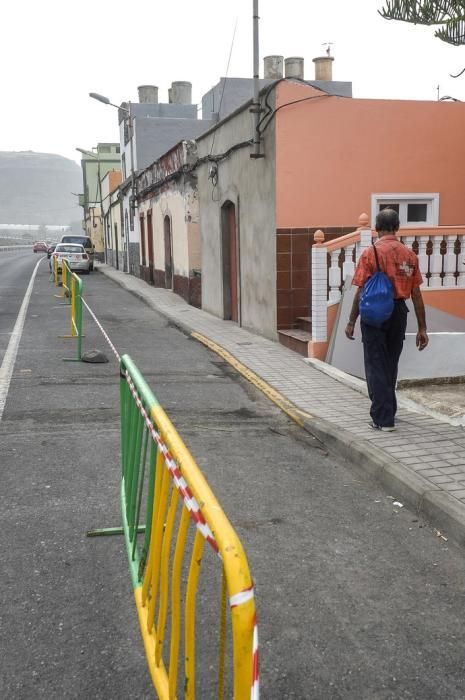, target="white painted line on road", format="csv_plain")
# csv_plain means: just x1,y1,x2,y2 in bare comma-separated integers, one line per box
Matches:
0,257,43,421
